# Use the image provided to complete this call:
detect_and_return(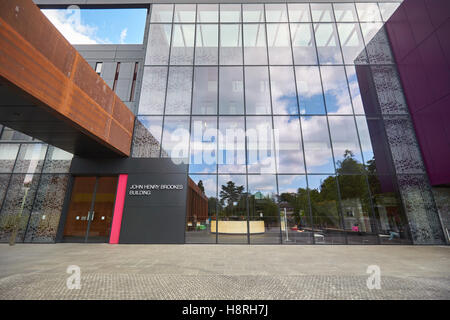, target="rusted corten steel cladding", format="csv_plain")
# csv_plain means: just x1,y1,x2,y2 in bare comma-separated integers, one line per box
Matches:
0,0,135,156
